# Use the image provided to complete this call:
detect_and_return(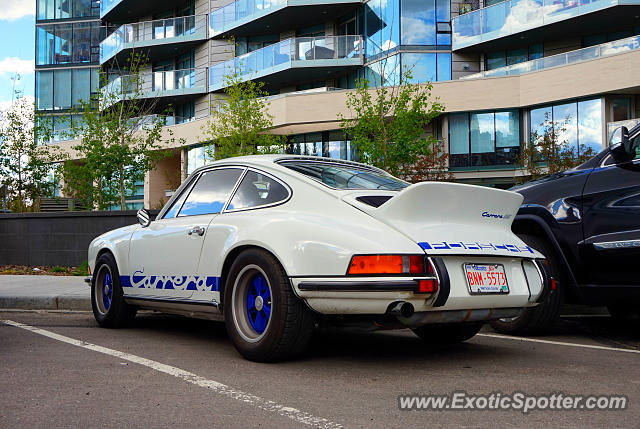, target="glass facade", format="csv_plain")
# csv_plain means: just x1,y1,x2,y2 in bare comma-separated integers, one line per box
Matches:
37,22,102,65
36,68,100,111
449,109,522,168
529,98,603,155
37,0,98,20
